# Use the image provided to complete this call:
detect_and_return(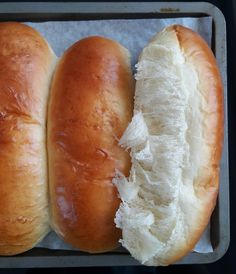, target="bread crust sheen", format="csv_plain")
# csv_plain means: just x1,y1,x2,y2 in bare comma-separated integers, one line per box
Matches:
48,36,134,252
0,22,56,255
